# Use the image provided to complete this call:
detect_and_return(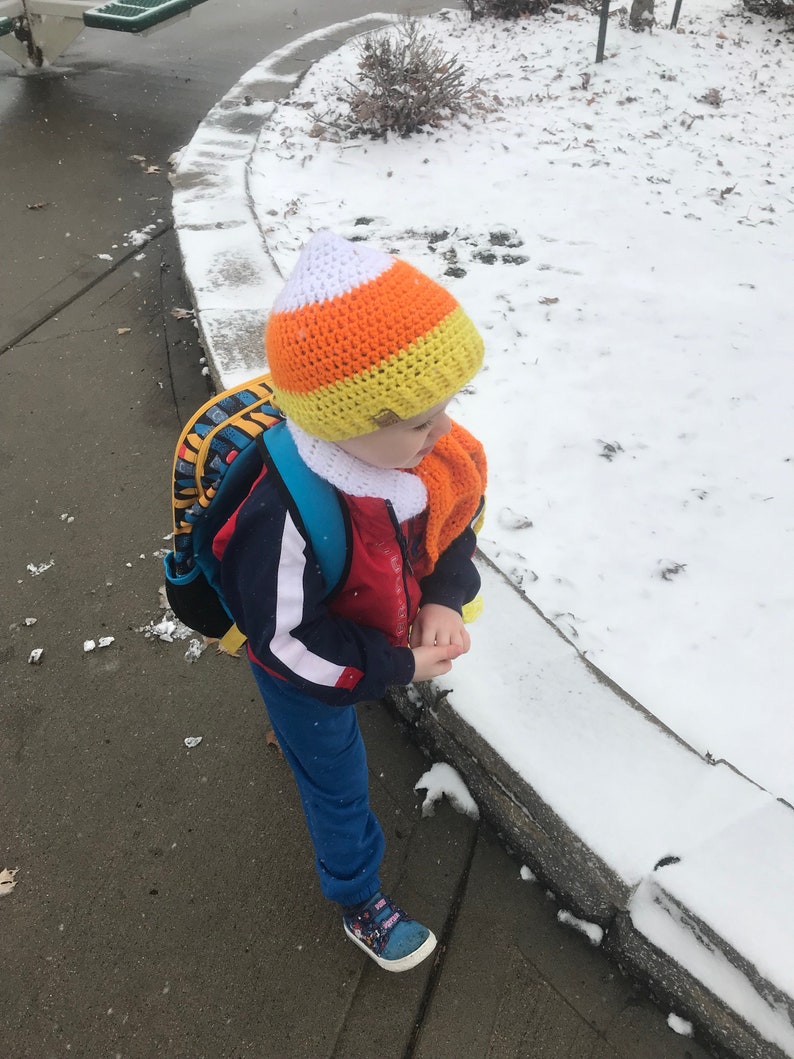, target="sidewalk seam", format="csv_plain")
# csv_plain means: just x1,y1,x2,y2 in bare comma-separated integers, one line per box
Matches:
402,819,480,1059
1,222,173,356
